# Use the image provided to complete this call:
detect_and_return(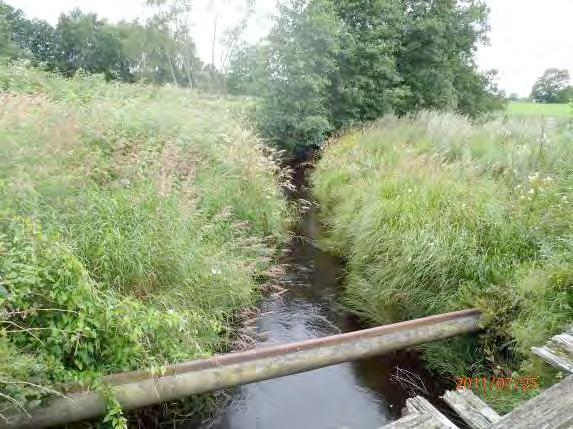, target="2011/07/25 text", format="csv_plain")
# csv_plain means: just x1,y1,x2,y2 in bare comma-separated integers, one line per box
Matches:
455,376,540,394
